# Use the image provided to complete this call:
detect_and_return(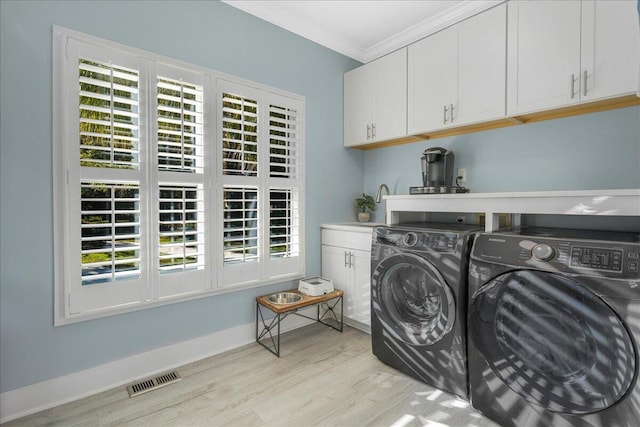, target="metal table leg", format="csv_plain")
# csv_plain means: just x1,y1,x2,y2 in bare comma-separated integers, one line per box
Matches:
255,292,344,357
